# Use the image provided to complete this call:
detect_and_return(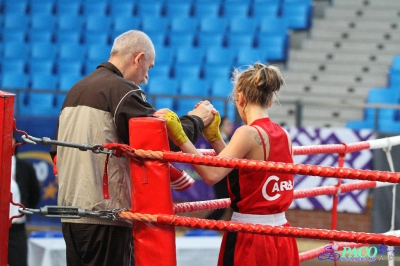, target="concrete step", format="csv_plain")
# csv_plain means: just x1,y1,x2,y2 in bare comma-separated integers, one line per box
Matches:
313,19,400,32
310,27,400,42
300,39,400,55
281,71,388,87
289,50,394,65
324,7,400,20
287,61,390,76
333,0,400,8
